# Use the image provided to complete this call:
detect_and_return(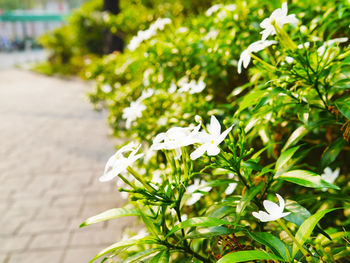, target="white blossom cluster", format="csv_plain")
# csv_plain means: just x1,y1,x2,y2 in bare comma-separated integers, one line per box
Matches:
168,76,206,94
122,89,154,129
128,18,171,51
238,2,298,73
